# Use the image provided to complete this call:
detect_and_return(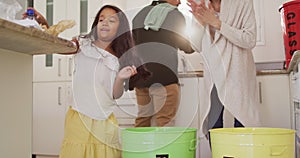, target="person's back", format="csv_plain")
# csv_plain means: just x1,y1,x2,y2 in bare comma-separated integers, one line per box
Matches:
132,0,193,88
131,0,194,127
